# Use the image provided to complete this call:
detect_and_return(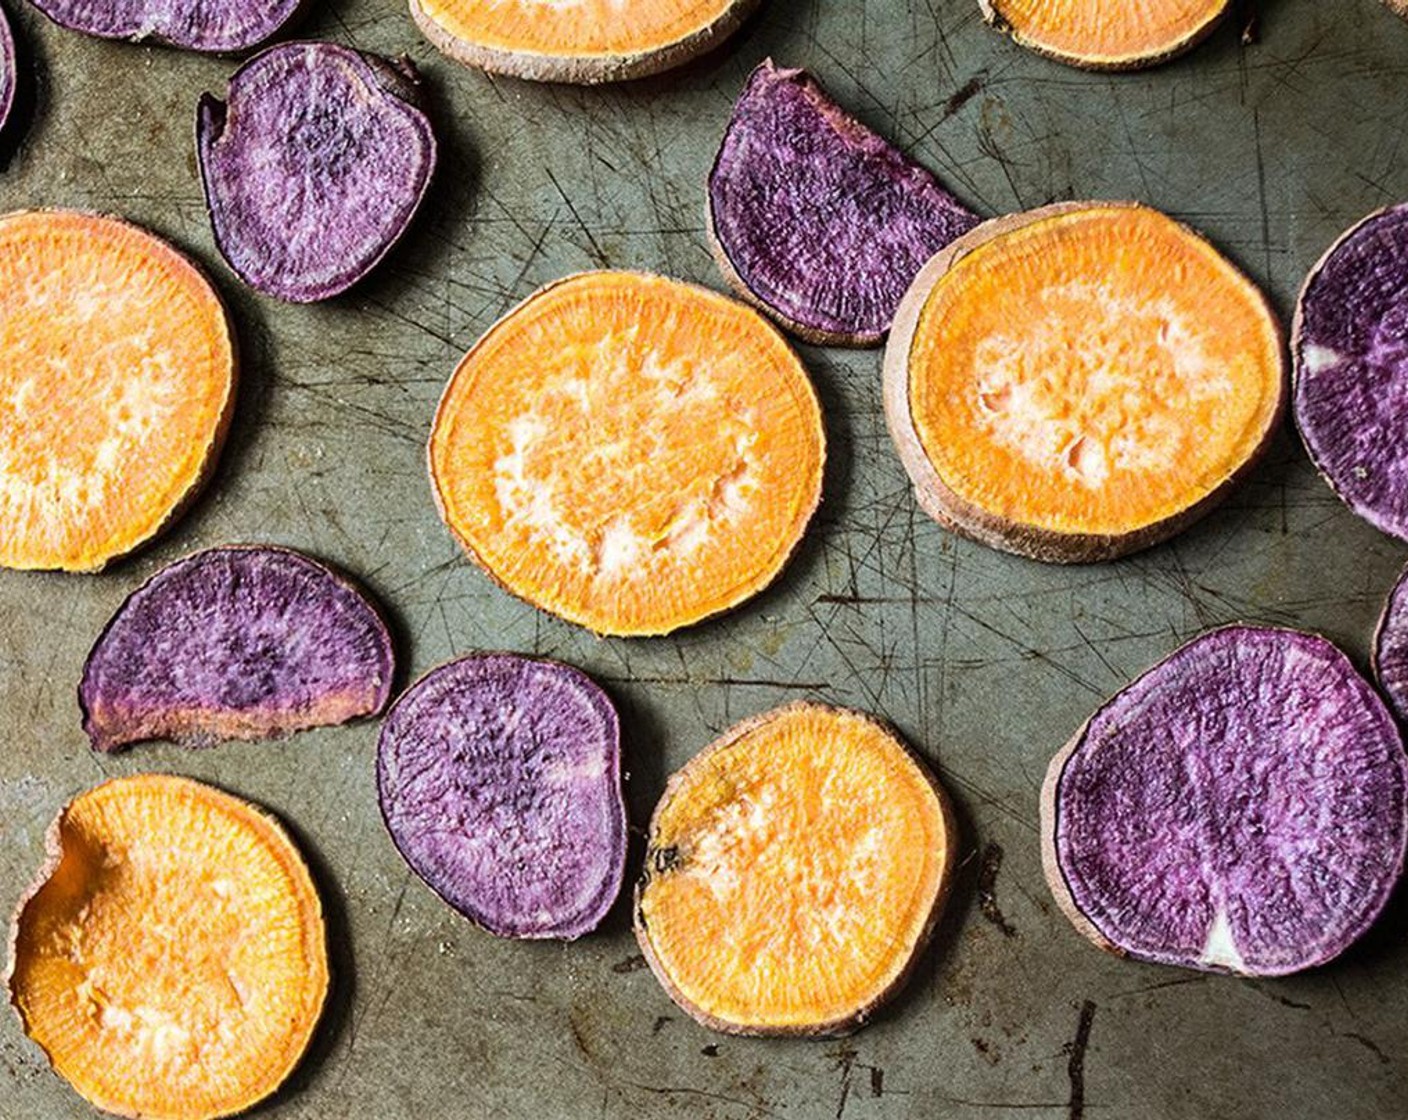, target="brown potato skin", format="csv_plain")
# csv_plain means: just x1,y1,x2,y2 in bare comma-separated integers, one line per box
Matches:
633,700,958,1038
409,0,760,84
978,0,1230,71
882,200,1286,565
